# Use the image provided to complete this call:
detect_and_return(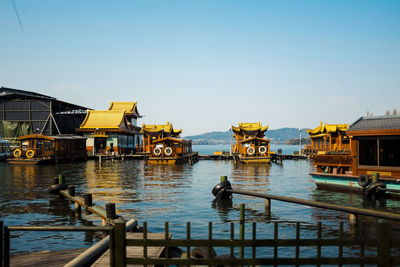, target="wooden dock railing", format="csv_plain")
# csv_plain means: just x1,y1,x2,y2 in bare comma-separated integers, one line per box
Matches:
114,205,400,266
